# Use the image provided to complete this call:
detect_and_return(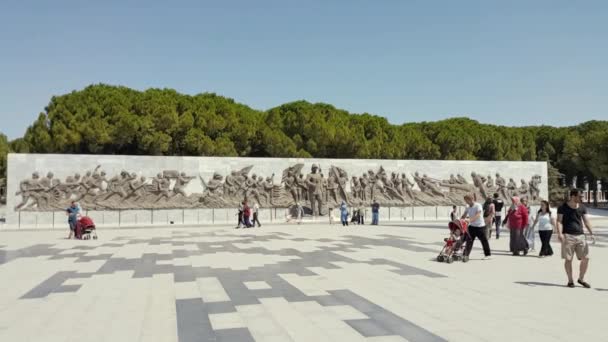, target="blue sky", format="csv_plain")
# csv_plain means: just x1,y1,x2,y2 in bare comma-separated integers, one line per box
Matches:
1,0,606,139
